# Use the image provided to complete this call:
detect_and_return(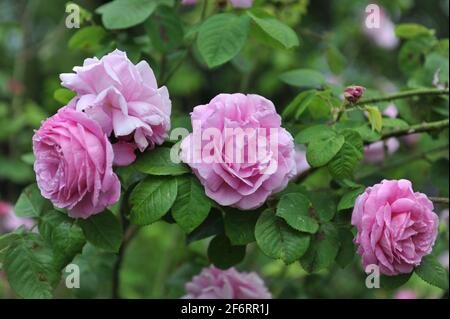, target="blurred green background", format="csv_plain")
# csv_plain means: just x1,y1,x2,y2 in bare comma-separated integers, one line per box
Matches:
0,0,448,298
